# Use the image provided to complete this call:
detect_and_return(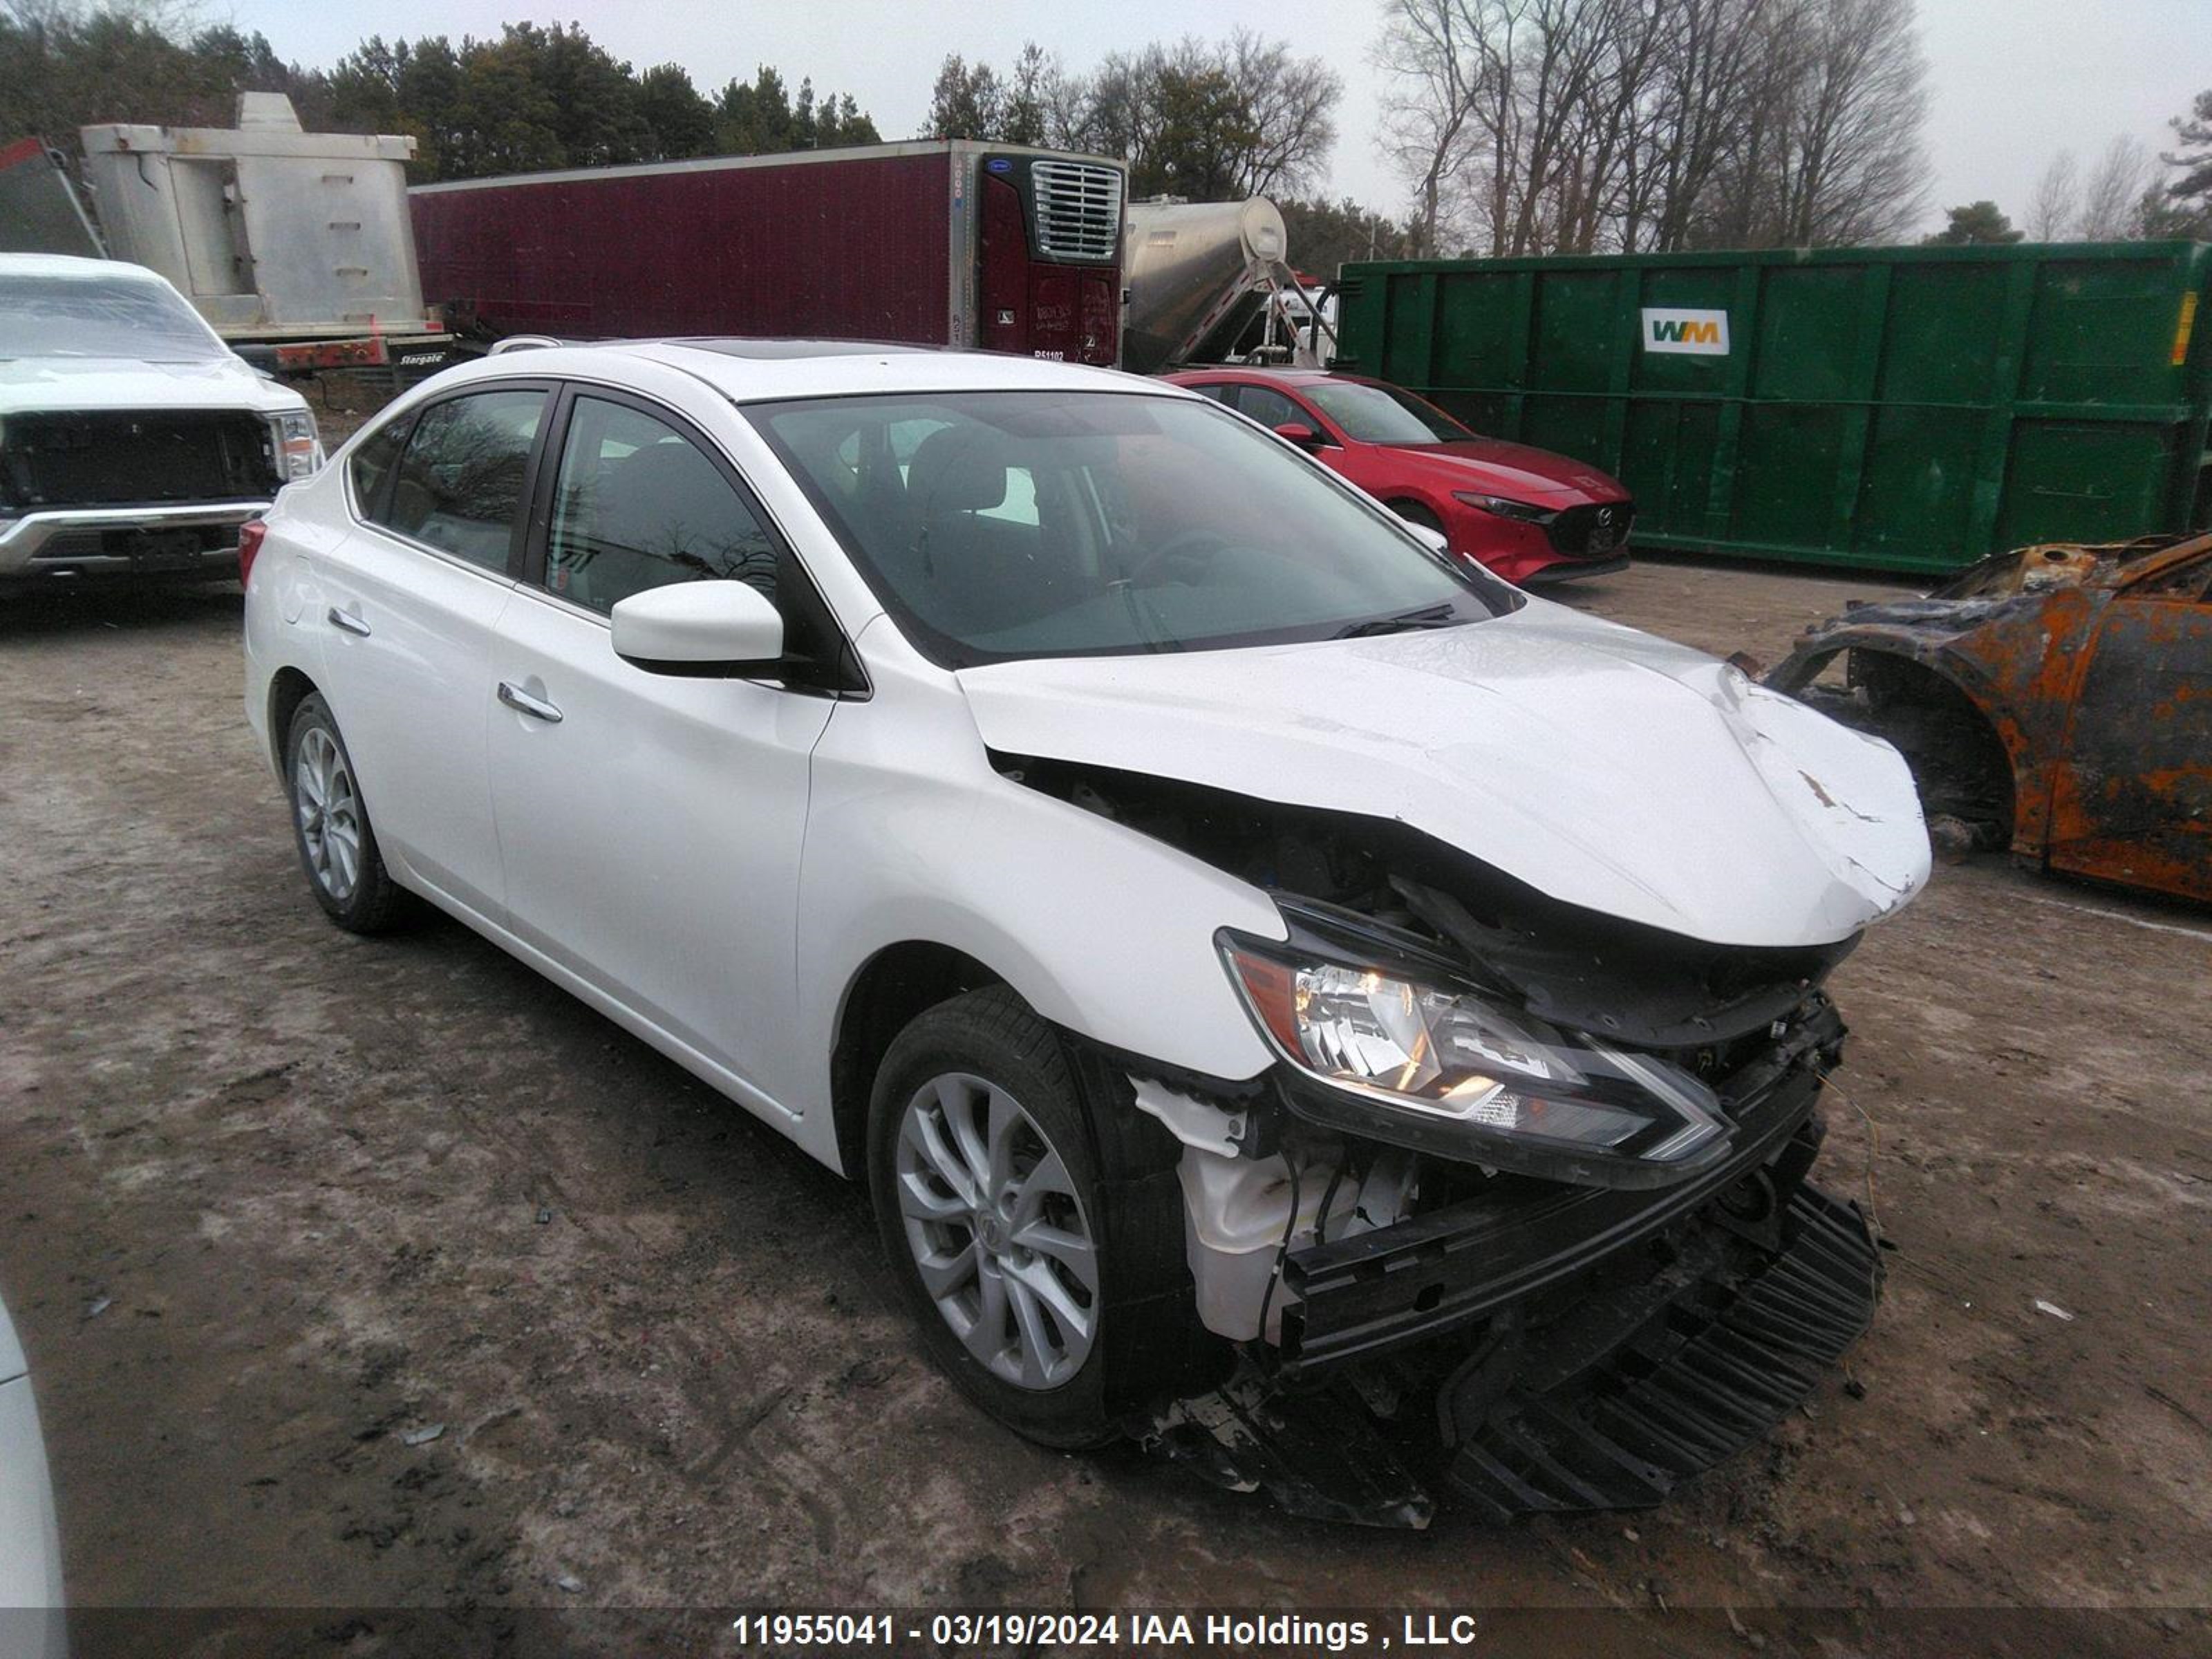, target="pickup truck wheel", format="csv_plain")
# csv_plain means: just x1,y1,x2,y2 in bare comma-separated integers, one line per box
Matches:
285,693,404,935
867,986,1194,1450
